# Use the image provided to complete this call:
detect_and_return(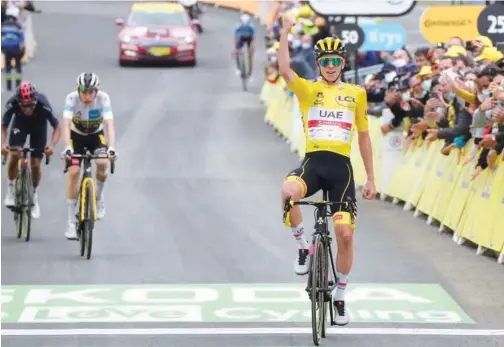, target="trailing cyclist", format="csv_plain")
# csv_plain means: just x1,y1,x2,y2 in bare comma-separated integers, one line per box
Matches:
1,82,61,218
1,5,24,91
62,72,116,240
278,16,377,326
233,14,255,77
